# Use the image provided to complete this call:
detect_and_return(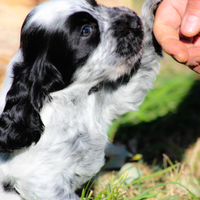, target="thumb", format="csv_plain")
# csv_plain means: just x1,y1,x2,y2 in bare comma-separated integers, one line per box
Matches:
181,0,200,37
